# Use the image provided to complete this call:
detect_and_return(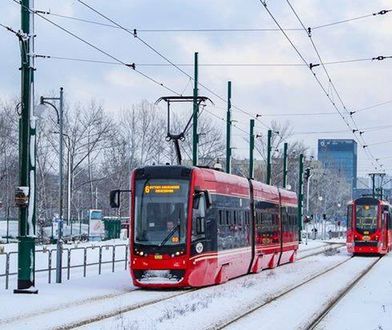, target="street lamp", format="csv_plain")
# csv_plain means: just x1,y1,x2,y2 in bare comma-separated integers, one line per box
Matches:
337,202,342,239
305,168,313,245
51,131,72,228
36,87,64,284
318,196,323,240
